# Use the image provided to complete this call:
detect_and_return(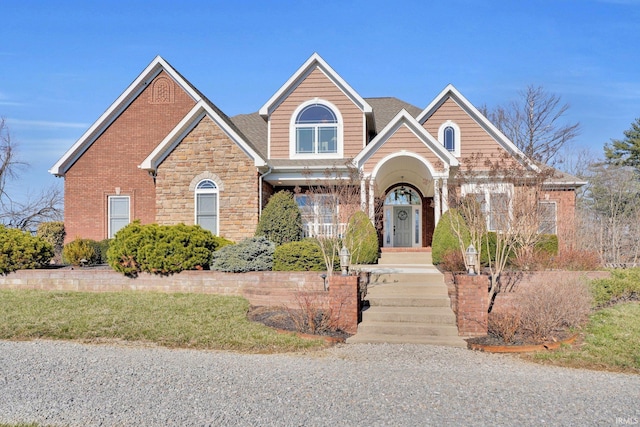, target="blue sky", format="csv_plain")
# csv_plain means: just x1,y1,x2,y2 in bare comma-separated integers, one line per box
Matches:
1,0,639,203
